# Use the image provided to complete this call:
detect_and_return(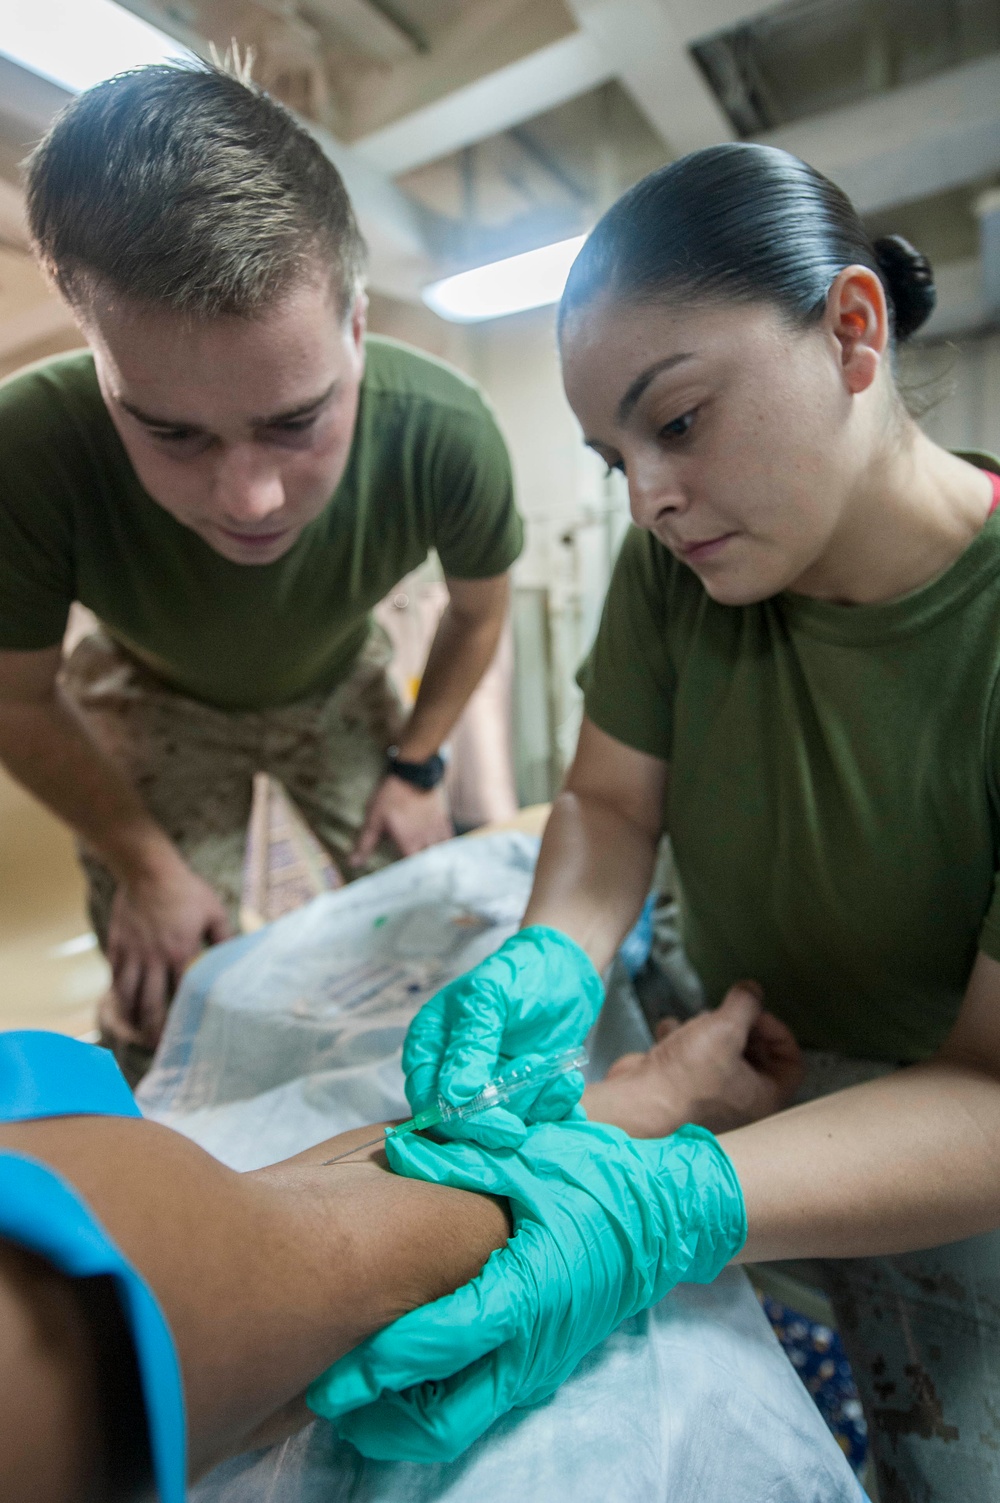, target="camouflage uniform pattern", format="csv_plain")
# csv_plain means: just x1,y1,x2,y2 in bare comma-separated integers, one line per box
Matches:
61,626,406,1082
